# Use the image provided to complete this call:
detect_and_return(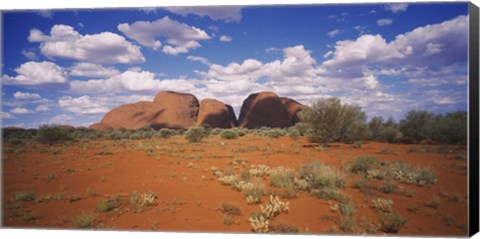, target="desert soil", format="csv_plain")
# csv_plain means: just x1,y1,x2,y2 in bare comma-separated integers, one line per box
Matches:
2,135,468,235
